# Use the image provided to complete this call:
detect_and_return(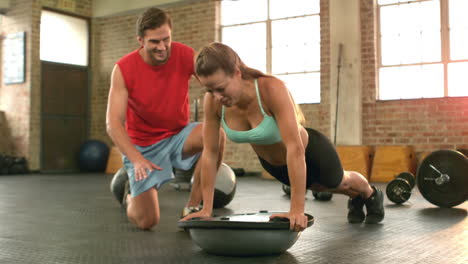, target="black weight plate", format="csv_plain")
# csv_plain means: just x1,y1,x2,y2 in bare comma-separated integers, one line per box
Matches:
416,150,468,208
456,149,468,158
397,172,415,189
386,178,412,204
